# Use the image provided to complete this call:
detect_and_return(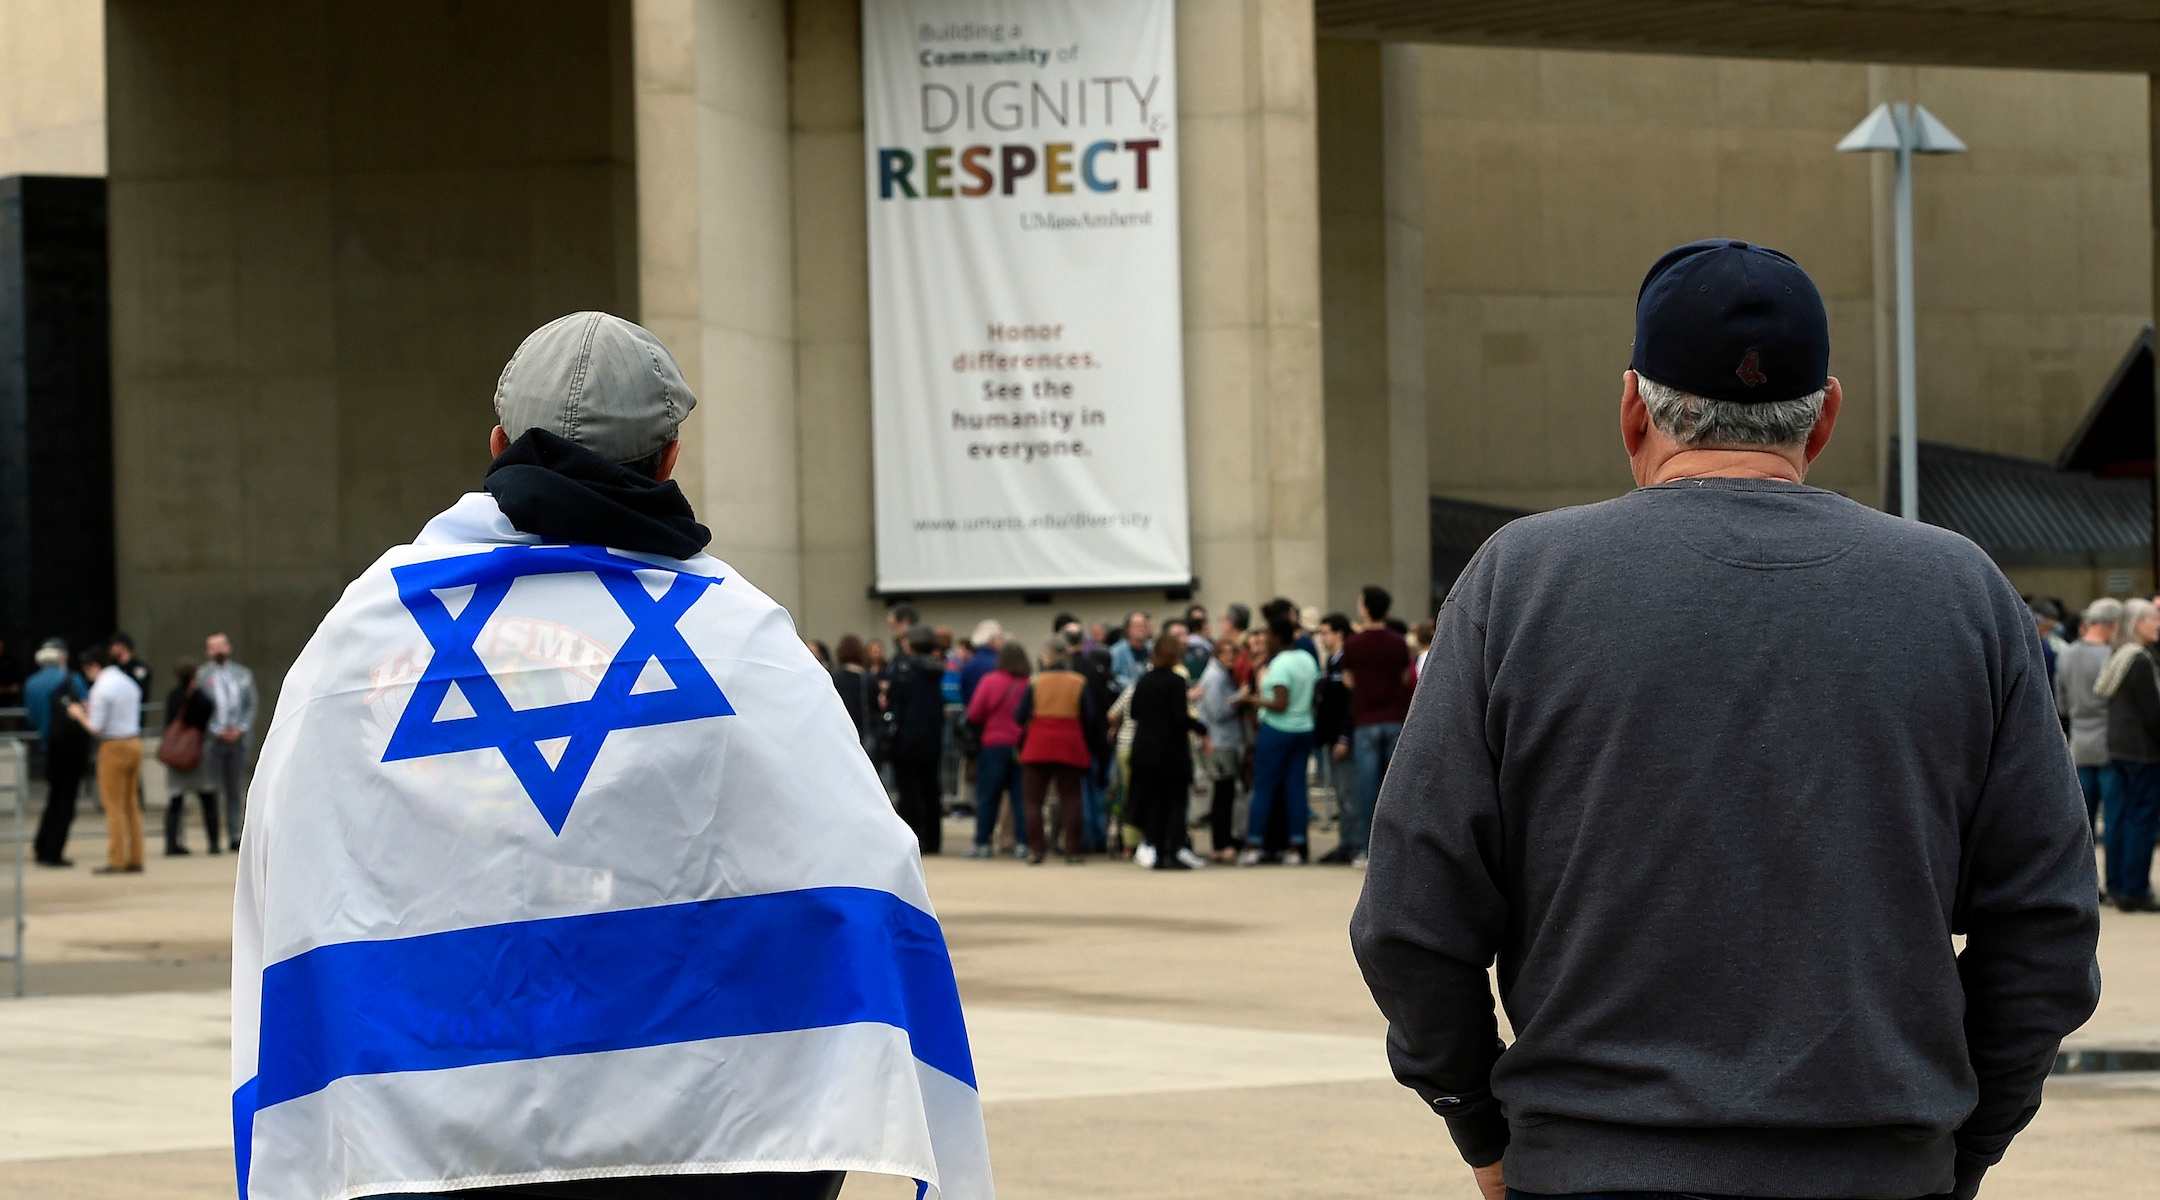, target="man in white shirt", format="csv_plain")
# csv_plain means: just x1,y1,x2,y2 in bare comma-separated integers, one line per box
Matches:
68,646,145,874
